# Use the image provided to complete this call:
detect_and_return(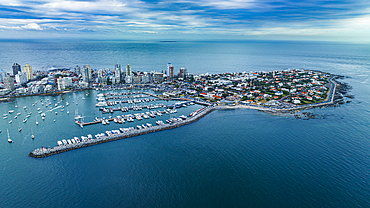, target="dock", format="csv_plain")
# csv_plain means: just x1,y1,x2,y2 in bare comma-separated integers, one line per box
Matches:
29,105,224,158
